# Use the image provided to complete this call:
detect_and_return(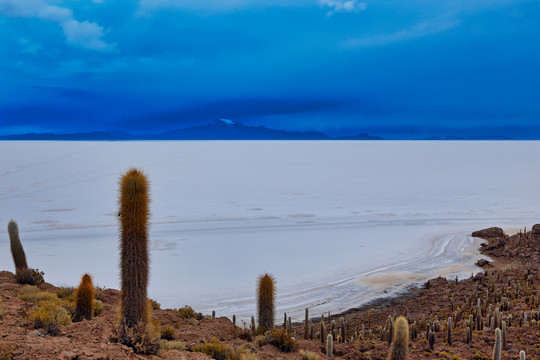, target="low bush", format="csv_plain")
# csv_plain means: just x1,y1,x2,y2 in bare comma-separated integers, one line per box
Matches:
299,350,320,360
264,328,296,352
192,338,258,360
29,300,71,335
159,340,186,351
111,321,160,355
160,325,176,340
94,300,103,316
149,299,161,310
178,305,203,319
31,269,45,286
18,286,57,303
55,286,75,302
